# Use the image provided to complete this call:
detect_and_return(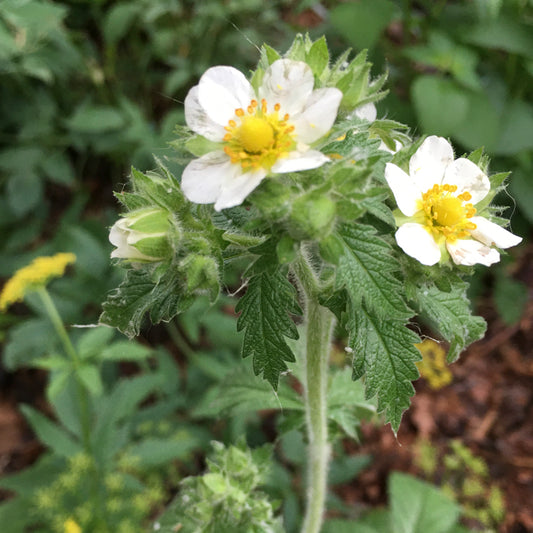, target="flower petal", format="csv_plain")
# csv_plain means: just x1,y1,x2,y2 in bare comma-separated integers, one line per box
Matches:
409,136,454,193
109,220,149,260
385,162,420,216
353,102,377,122
446,238,500,266
197,66,255,126
271,149,329,173
291,87,343,144
213,168,266,211
443,158,490,205
258,59,314,115
469,216,522,249
395,223,441,265
181,151,236,205
184,85,226,141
